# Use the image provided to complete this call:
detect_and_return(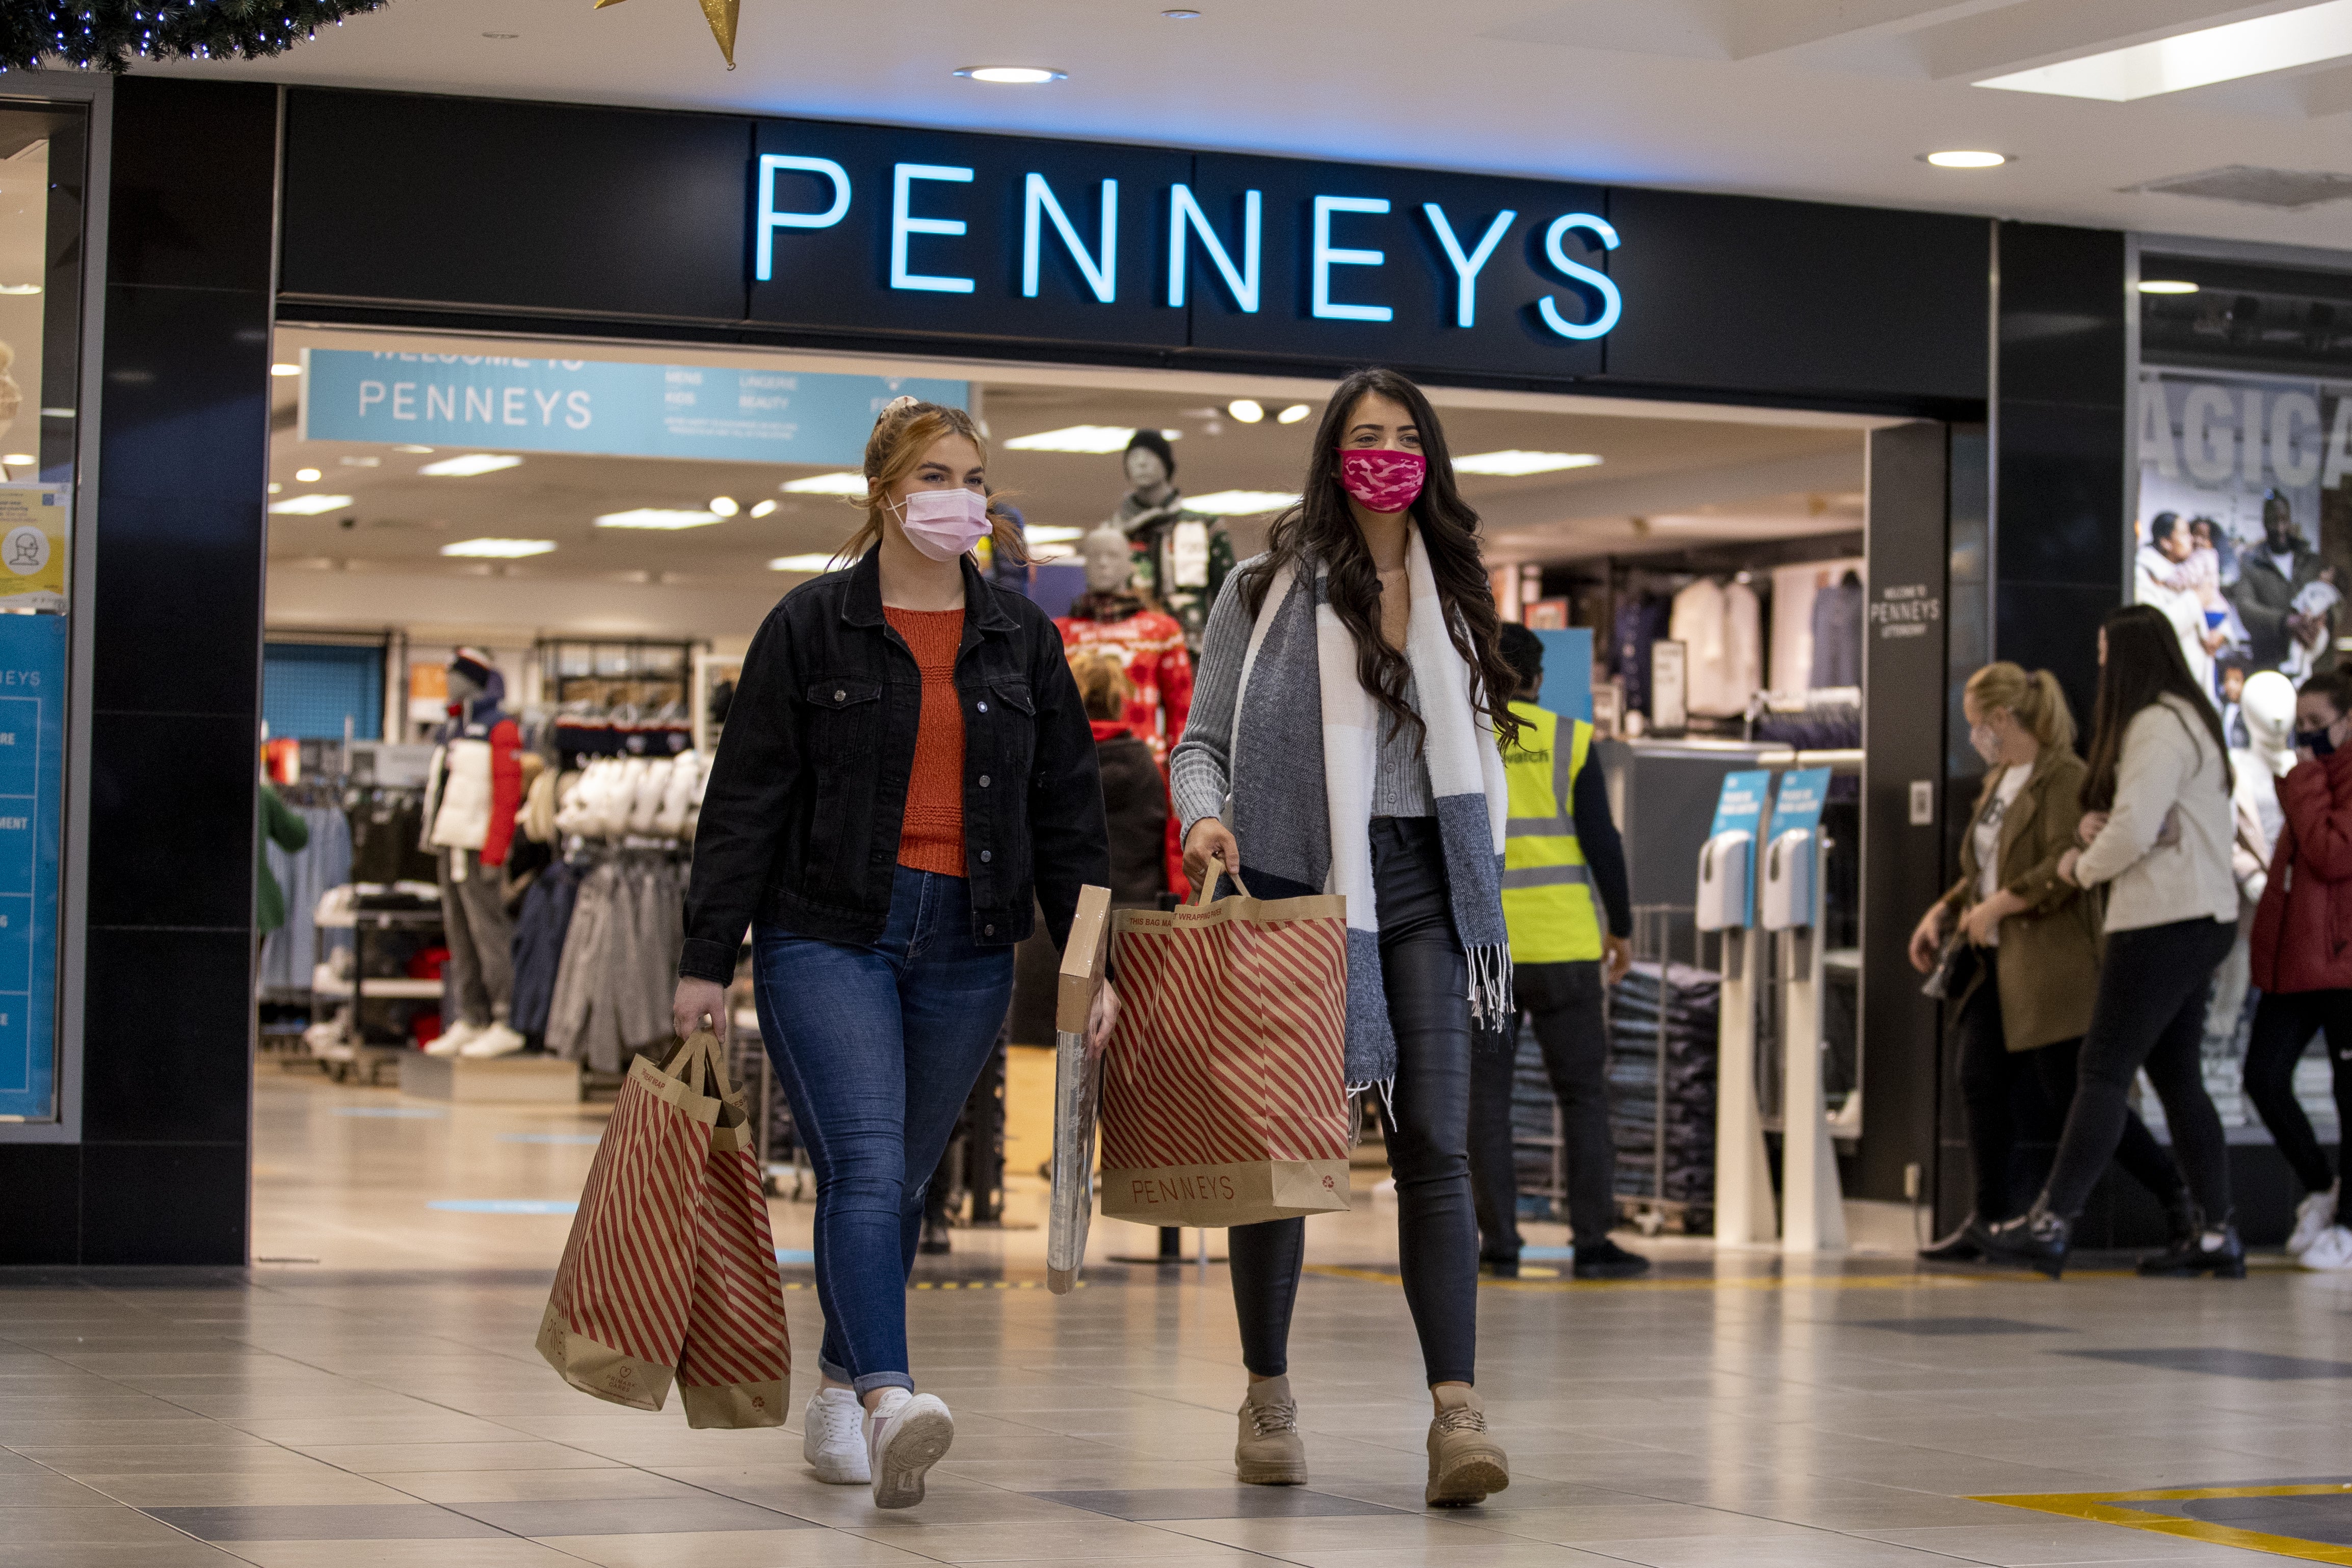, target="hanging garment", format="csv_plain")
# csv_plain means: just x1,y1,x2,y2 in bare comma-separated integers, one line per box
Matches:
1612,595,1671,719
546,853,690,1072
1055,596,1194,761
1669,578,1763,718
510,857,581,1039
259,806,353,993
1809,576,1864,689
